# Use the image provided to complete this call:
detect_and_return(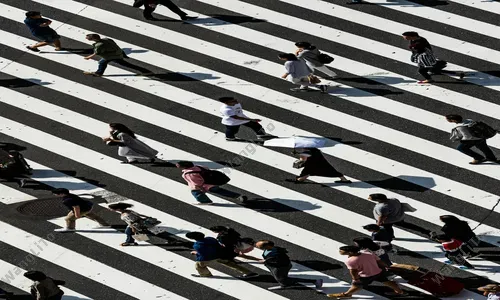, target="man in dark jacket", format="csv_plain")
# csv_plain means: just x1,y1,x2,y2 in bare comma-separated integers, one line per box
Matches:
83,34,153,77
186,231,258,279
255,240,323,290
133,0,197,21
